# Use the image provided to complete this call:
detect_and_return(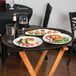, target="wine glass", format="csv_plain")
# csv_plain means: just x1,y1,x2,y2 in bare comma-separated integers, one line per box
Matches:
19,15,28,35
9,0,14,10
